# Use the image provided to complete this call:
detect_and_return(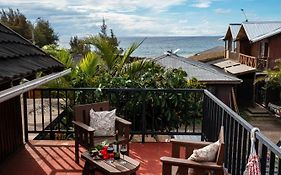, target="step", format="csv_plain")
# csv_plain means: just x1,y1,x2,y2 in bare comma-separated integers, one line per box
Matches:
244,111,272,117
